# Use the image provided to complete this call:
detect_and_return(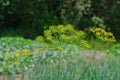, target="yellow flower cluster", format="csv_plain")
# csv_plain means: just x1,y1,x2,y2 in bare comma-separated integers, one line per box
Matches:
80,40,91,49
15,78,21,80
35,36,44,42
90,27,116,42
35,24,91,49
20,49,32,58
55,46,65,51
43,24,86,43
2,49,33,70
